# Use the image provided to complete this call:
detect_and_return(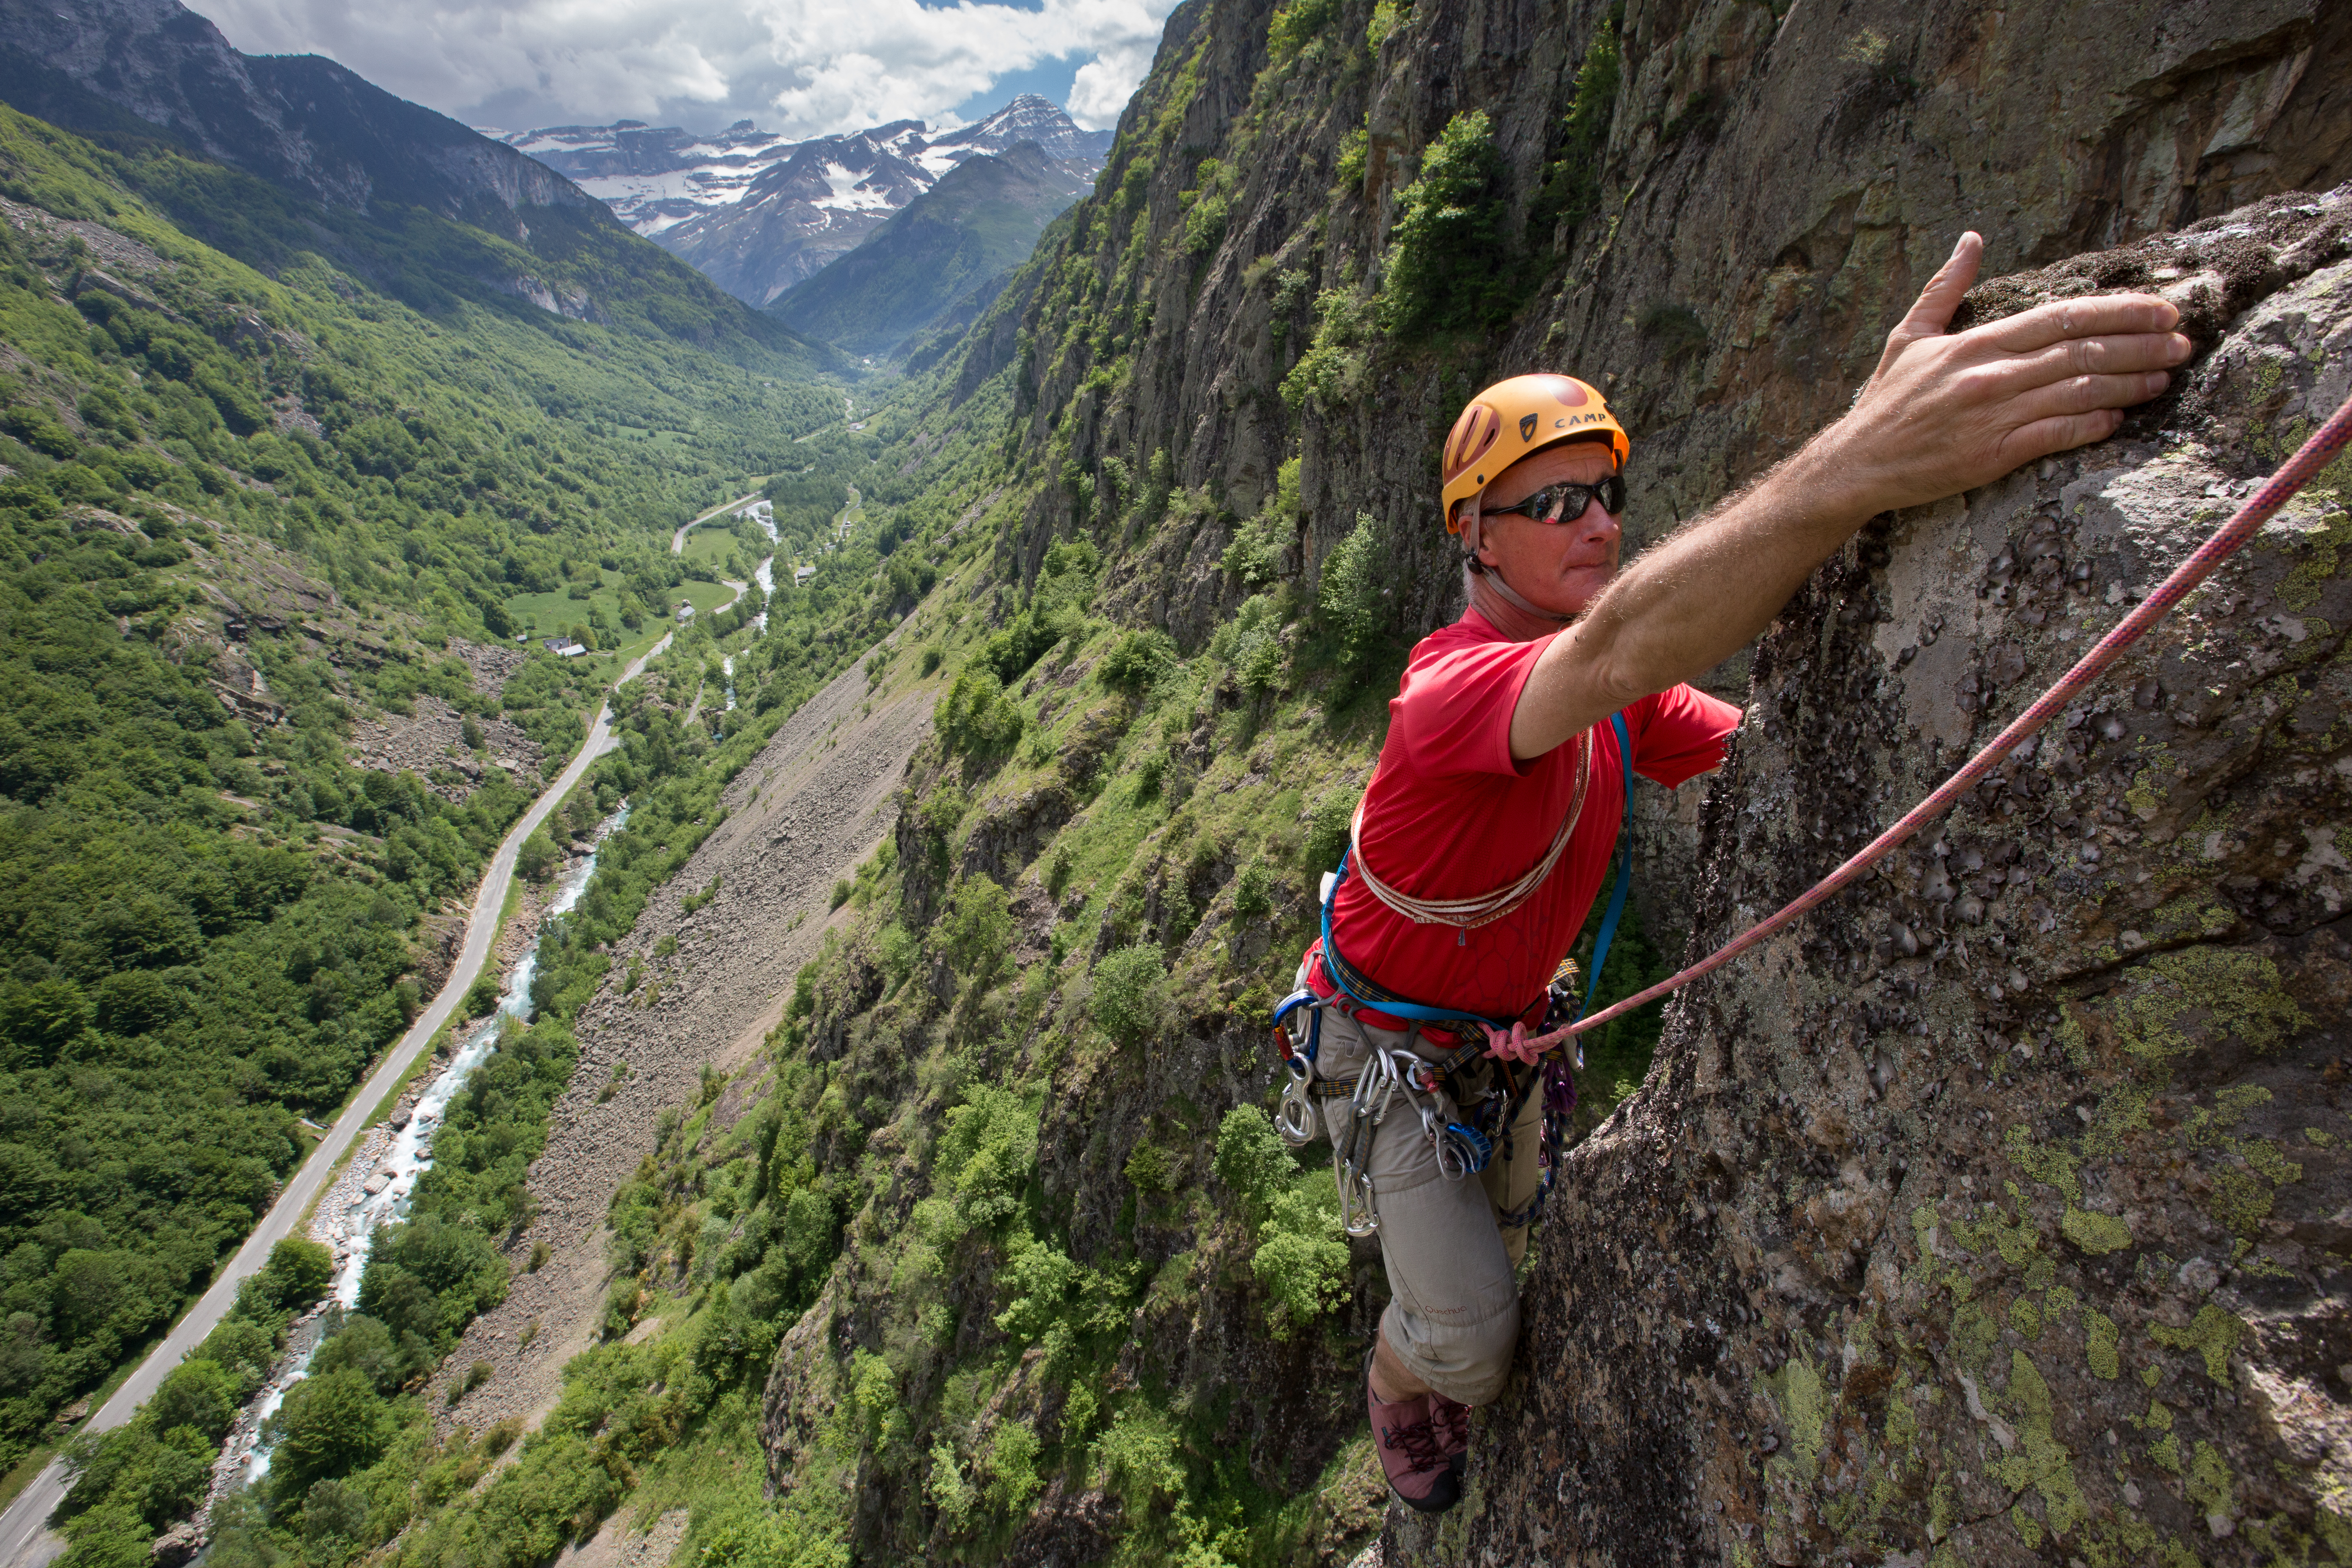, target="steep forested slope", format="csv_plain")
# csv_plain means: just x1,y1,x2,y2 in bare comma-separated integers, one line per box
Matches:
0,90,845,1488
